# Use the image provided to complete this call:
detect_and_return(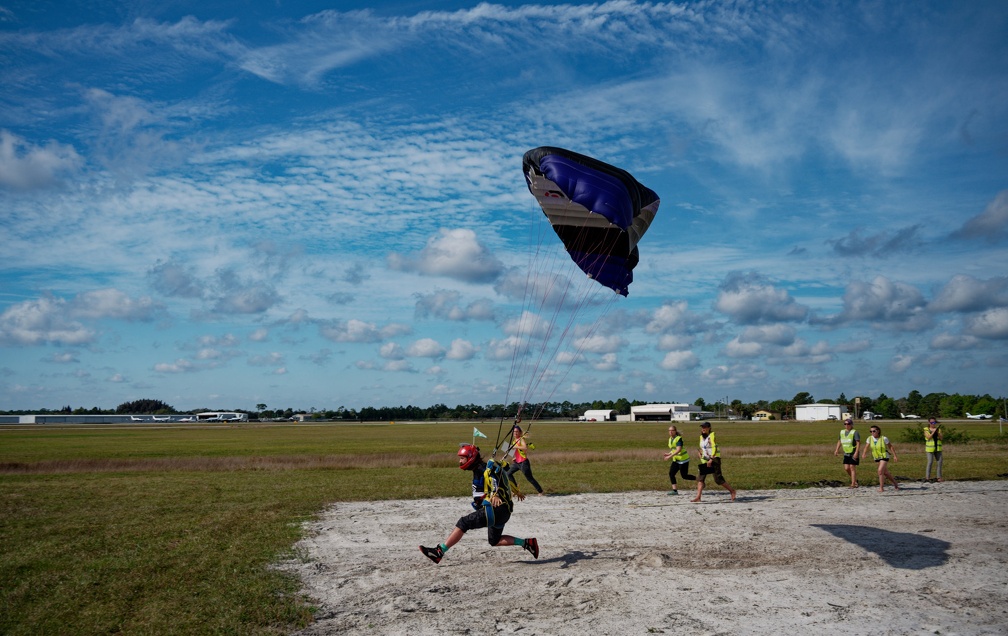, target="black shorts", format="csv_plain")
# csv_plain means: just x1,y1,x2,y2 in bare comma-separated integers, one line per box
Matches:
456,504,511,545
842,454,859,465
697,457,726,485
